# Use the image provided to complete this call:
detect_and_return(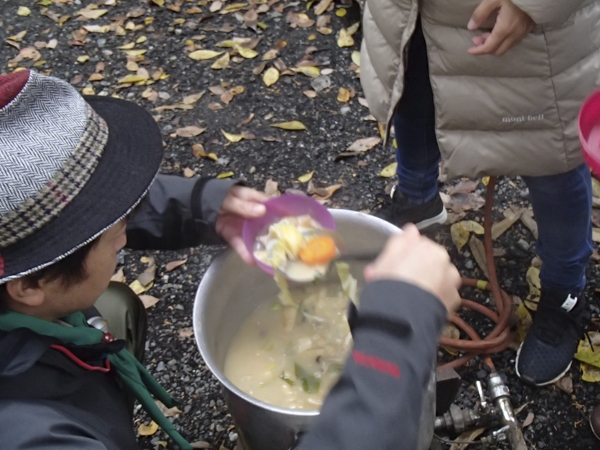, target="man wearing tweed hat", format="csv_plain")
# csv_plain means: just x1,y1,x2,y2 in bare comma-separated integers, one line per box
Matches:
0,70,465,450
